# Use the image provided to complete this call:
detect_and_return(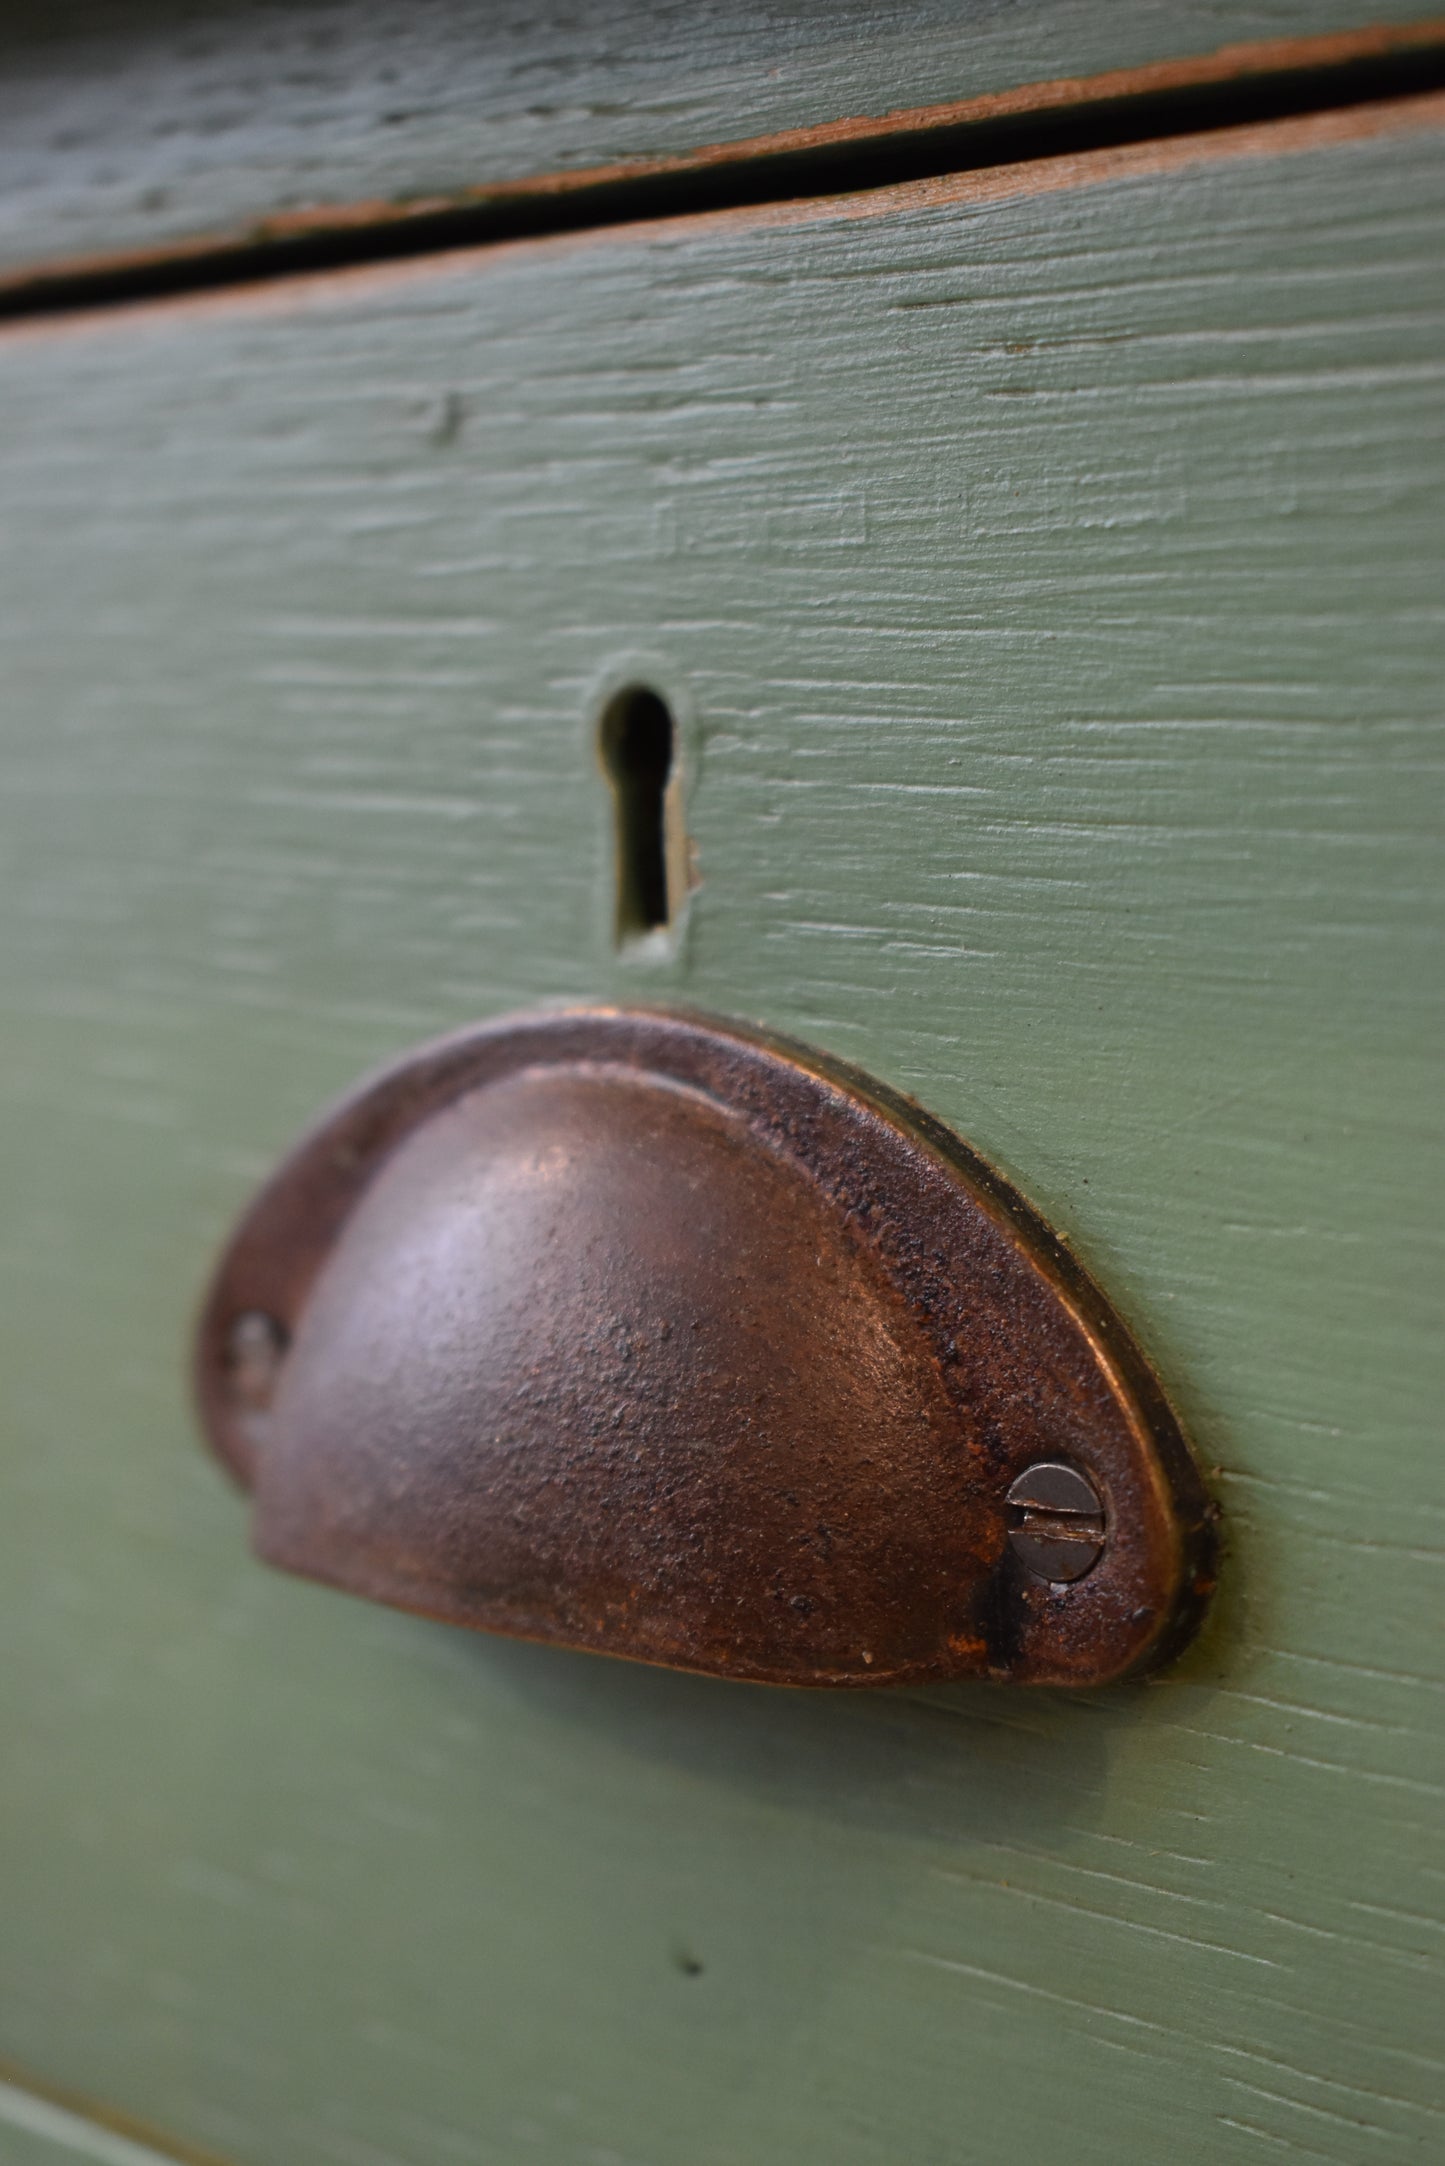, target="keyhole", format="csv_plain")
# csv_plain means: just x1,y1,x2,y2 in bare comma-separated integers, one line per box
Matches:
599,685,677,944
